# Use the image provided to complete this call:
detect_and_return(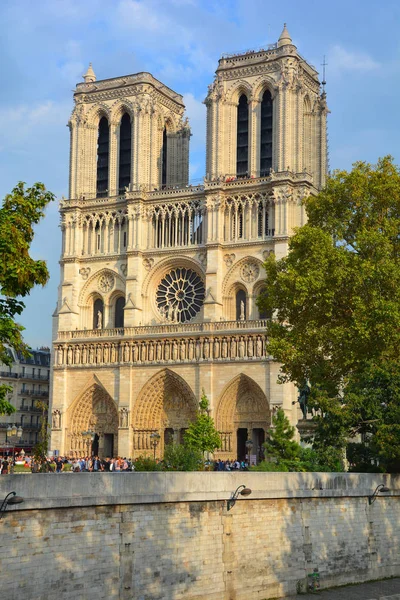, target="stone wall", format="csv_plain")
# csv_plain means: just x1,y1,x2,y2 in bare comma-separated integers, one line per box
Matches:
1,472,399,600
